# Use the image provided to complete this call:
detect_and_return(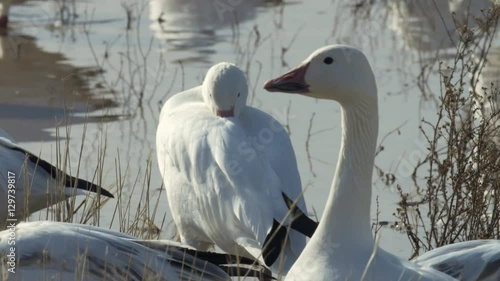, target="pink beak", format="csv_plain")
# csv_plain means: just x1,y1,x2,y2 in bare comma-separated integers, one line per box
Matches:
263,62,310,94
217,108,235,117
